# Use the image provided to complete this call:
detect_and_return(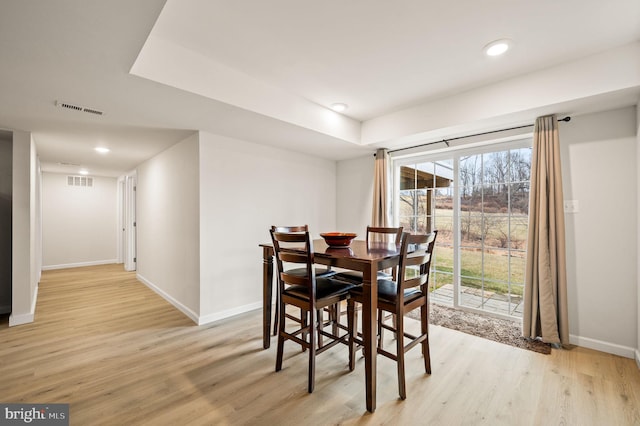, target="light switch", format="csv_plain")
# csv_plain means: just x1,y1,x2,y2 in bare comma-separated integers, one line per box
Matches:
563,200,579,213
